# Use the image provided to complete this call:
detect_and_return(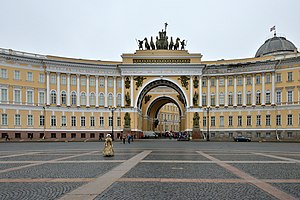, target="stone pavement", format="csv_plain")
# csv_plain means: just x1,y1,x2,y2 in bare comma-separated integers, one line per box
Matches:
0,140,299,200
